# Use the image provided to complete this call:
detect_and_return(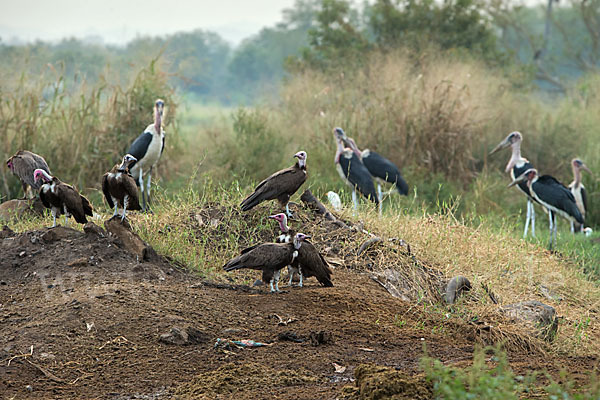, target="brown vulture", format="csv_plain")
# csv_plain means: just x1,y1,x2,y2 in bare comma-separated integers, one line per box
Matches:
34,169,93,227
6,150,51,198
102,154,142,221
240,151,307,217
268,213,333,288
223,232,310,293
